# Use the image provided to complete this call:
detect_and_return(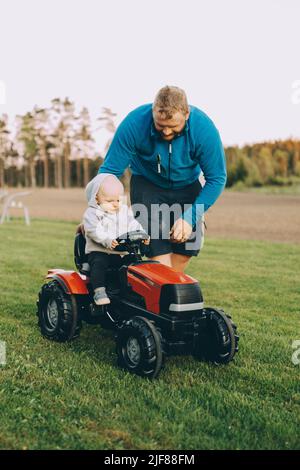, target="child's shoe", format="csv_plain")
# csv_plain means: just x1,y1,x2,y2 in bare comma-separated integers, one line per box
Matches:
94,287,111,305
